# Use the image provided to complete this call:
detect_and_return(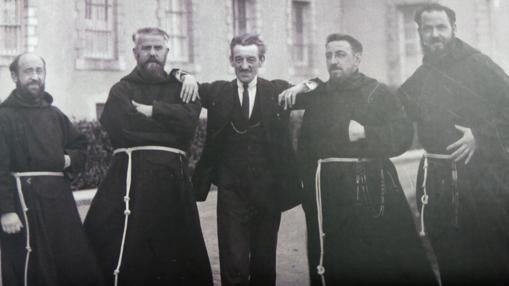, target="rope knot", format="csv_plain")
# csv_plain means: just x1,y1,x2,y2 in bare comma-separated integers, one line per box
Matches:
114,269,120,275
421,194,429,205
26,246,32,252
123,196,130,202
317,265,326,275
124,210,131,215
23,207,29,212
